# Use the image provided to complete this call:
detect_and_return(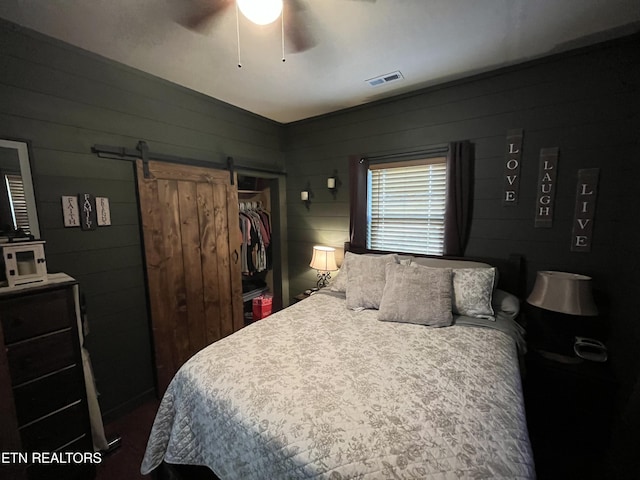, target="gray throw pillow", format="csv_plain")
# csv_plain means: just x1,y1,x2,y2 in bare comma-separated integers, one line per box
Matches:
345,253,398,310
329,262,348,293
451,267,496,320
378,263,453,327
331,252,409,293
